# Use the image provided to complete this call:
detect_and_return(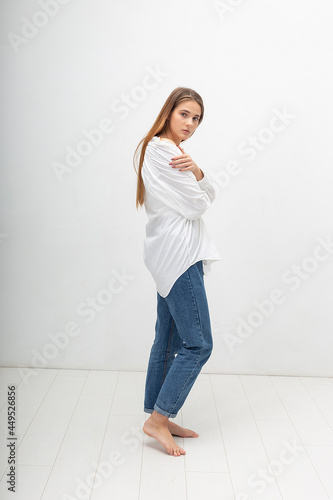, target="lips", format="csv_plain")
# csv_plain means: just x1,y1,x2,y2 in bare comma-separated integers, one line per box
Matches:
182,130,190,134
